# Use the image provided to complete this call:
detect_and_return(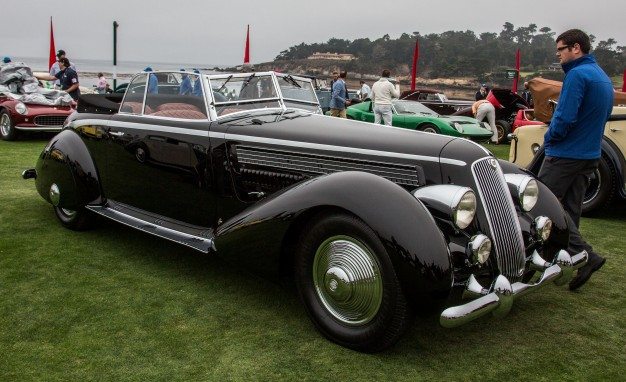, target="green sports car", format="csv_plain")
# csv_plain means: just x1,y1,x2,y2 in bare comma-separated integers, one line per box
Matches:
346,100,494,140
